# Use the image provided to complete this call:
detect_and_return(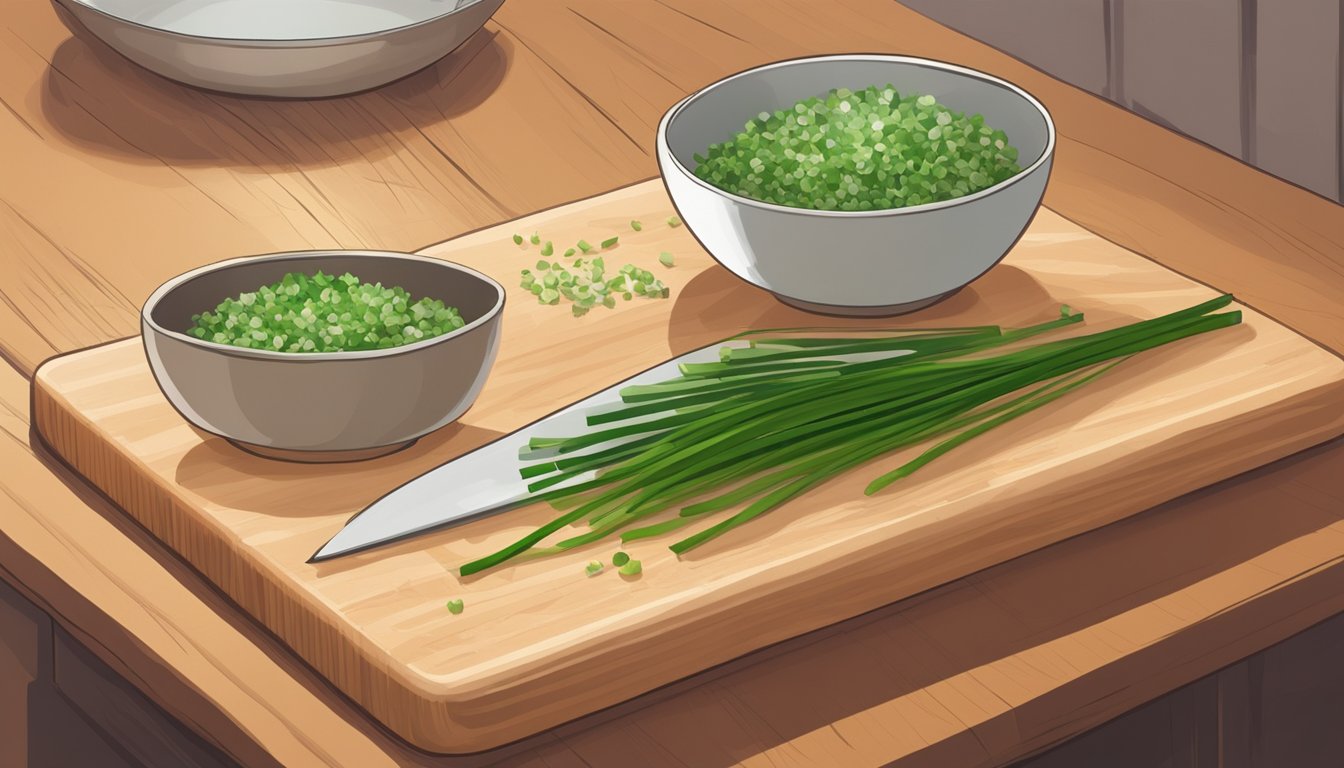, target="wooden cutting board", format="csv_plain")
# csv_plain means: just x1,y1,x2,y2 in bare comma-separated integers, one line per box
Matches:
32,179,1344,754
